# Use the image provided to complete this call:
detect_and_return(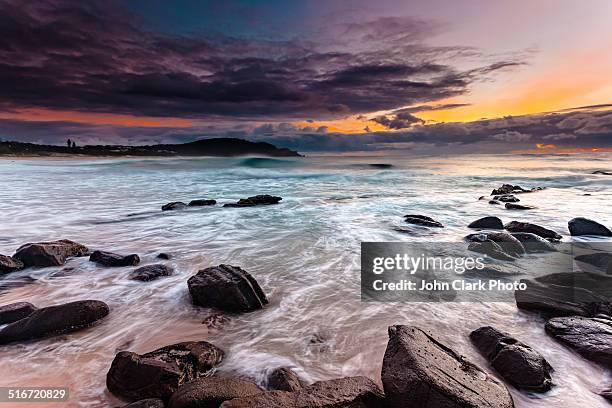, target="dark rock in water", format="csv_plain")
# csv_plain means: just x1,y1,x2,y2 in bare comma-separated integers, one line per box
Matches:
568,217,612,237
515,272,612,317
489,200,501,205
0,300,109,344
267,367,303,391
223,195,282,208
13,239,89,267
465,232,525,257
574,253,612,270
494,194,520,203
107,341,224,402
468,241,516,261
491,184,533,195
221,376,385,408
156,252,171,260
188,264,268,313
188,199,217,207
368,163,393,169
469,216,504,229
382,325,513,408
168,377,261,408
129,264,174,281
504,221,562,241
470,326,553,392
505,203,535,210
162,202,187,211
600,387,612,402
123,399,165,408
545,316,612,369
0,302,37,325
0,276,36,293
404,214,444,228
0,254,24,274
593,170,612,175
90,250,140,267
510,233,557,252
